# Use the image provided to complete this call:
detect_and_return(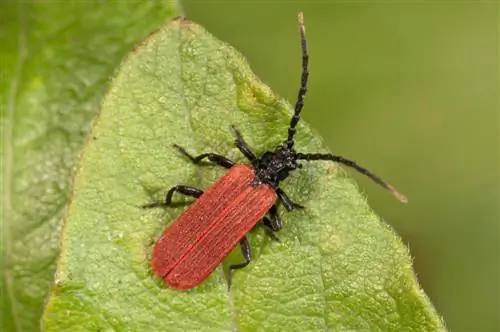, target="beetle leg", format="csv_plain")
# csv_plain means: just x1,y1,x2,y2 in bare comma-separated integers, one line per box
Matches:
276,188,305,211
173,144,234,169
230,125,258,163
141,185,203,208
267,205,283,231
227,236,252,290
261,205,282,241
261,217,281,242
